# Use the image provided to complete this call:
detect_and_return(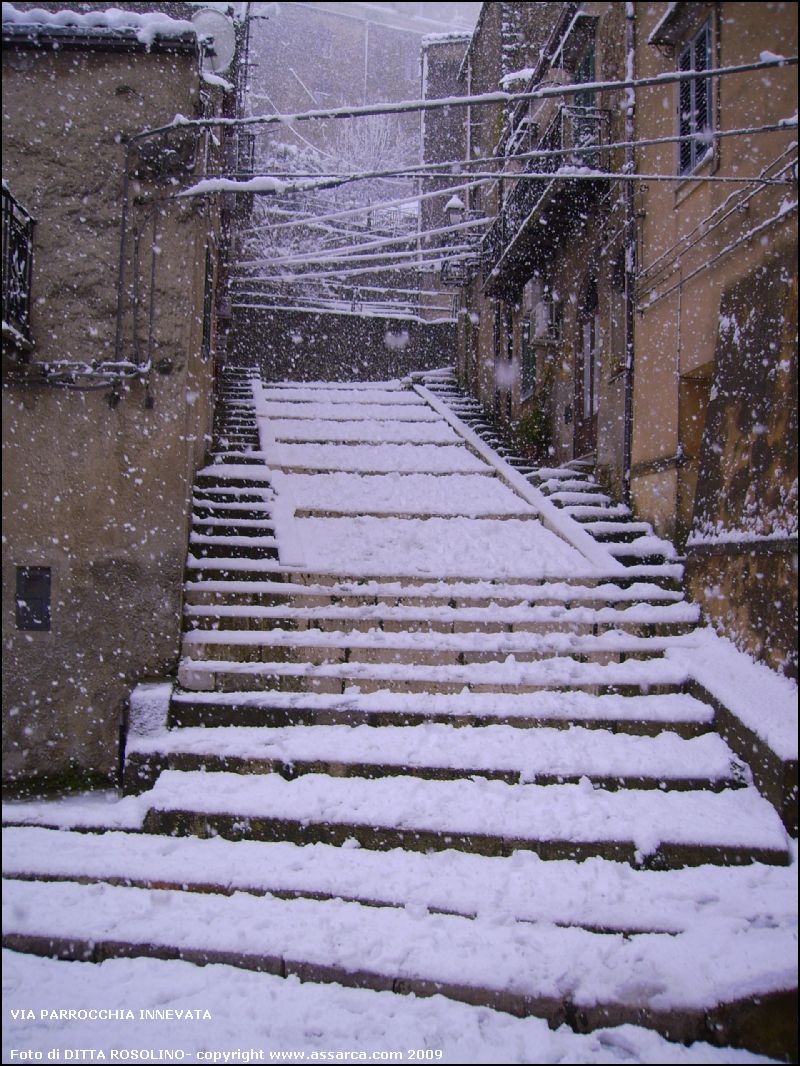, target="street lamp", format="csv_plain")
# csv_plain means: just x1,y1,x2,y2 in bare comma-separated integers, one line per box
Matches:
444,194,465,229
